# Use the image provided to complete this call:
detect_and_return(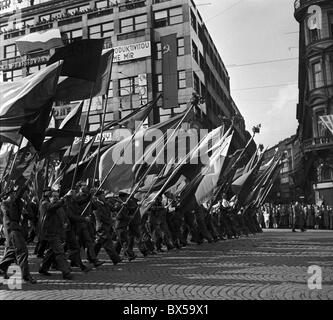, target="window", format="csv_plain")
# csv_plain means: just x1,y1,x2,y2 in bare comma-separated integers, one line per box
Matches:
154,7,183,28
89,22,114,39
157,74,163,92
62,29,83,43
312,61,323,88
177,38,185,56
108,80,113,98
119,76,139,96
178,70,186,89
192,40,198,63
27,64,46,75
66,4,90,15
309,28,319,42
193,72,200,93
329,13,333,37
120,14,147,33
3,69,22,82
4,44,17,59
280,177,289,184
0,24,8,32
39,11,61,22
160,108,172,122
190,10,197,33
96,0,113,9
14,18,34,29
155,42,162,60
